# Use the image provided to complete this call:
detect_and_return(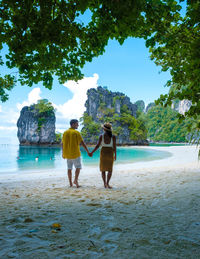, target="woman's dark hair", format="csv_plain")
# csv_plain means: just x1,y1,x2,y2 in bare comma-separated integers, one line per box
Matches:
105,129,112,138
